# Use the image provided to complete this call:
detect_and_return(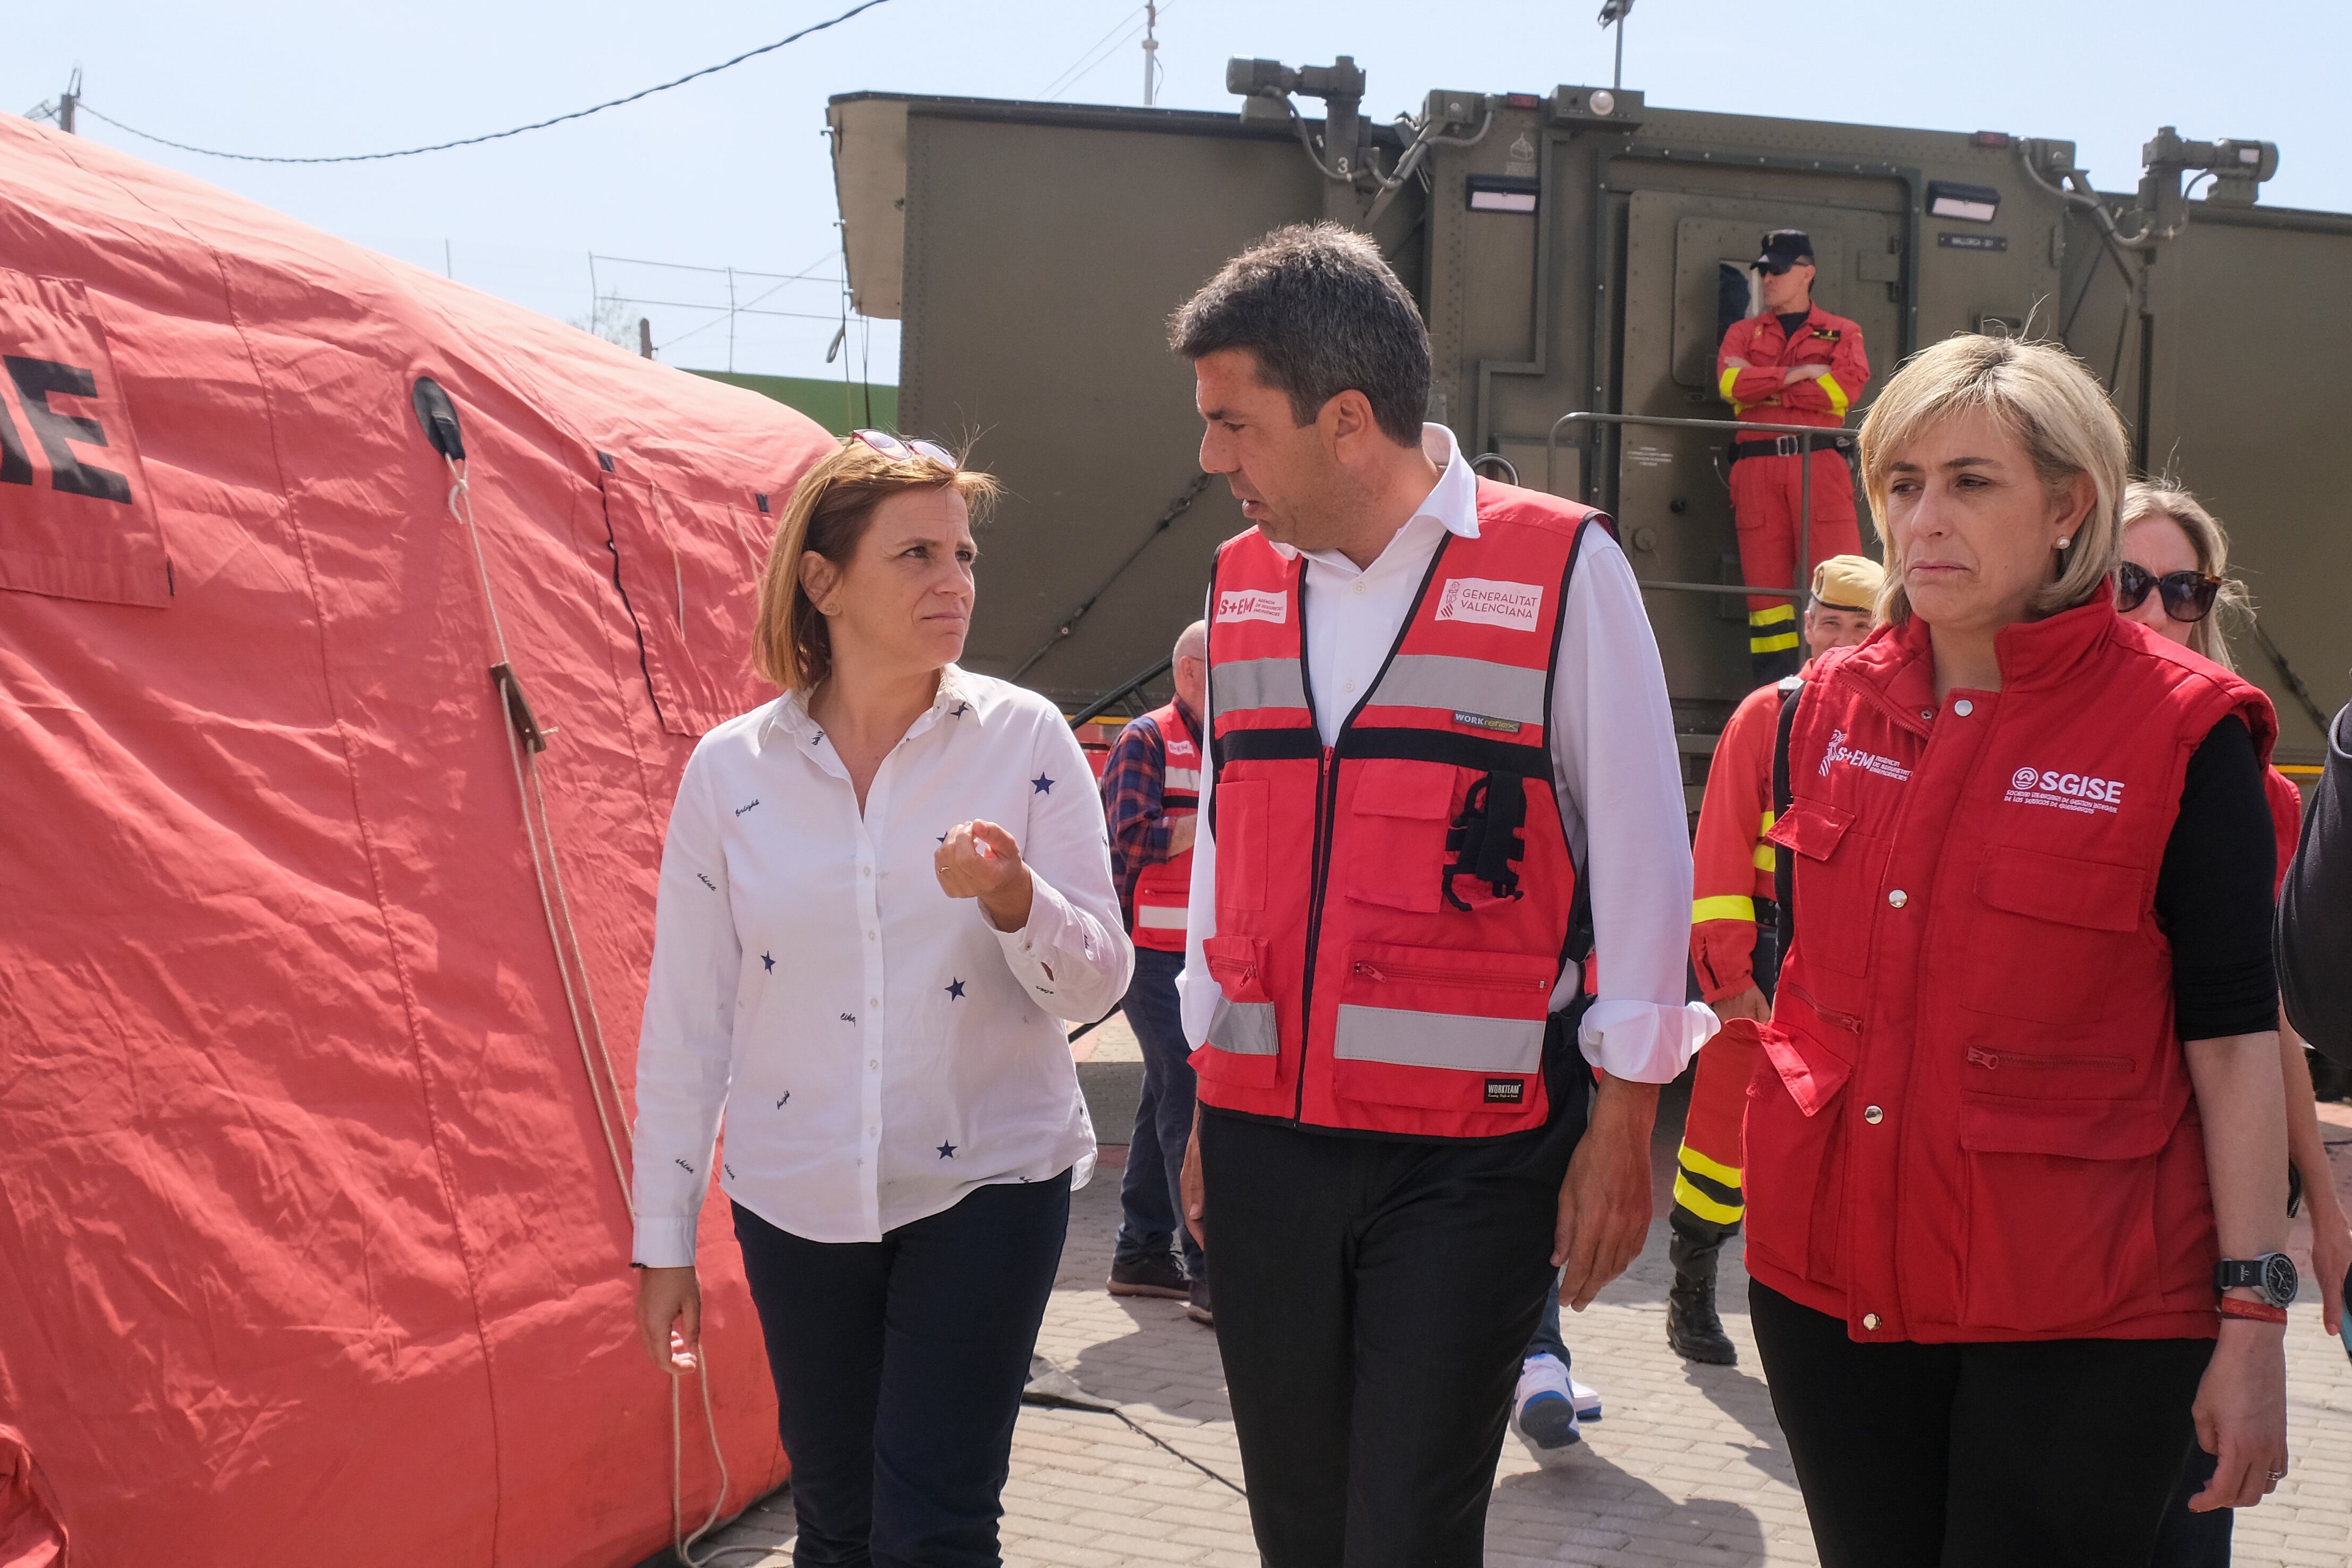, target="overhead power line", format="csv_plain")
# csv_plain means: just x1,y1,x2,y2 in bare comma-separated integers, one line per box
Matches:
71,0,893,164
